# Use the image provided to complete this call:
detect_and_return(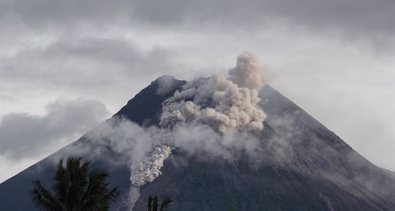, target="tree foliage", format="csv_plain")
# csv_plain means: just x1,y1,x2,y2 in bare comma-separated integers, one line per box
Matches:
148,196,172,211
32,157,119,211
